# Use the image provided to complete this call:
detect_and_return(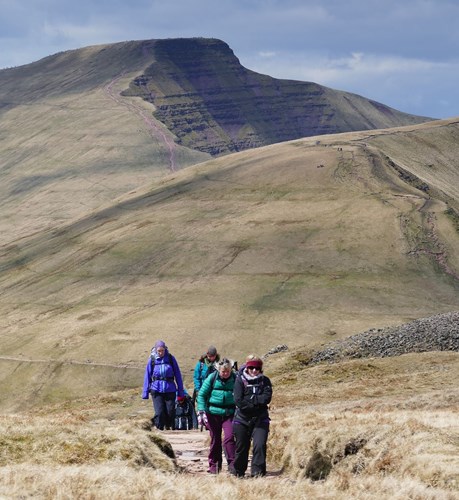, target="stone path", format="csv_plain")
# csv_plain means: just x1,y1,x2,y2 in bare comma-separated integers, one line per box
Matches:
162,429,283,479
162,429,211,475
